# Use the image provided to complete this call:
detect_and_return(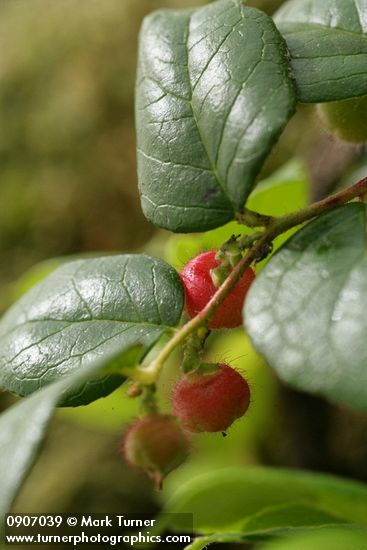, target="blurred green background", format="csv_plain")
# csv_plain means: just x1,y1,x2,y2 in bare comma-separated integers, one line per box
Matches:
1,1,366,549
